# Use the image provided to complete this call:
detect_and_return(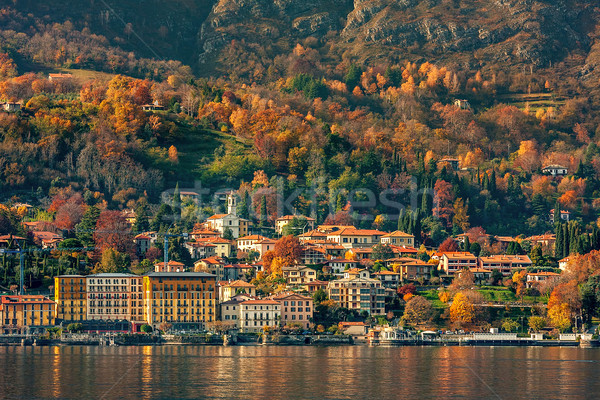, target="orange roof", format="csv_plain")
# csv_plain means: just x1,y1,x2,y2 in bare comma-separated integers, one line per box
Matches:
200,257,225,264
382,230,414,238
306,280,329,285
330,227,387,236
207,214,228,220
441,252,477,259
242,299,280,305
238,235,269,241
0,235,26,240
528,272,560,277
32,231,61,240
223,280,255,288
299,230,327,237
469,267,492,273
1,295,55,305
